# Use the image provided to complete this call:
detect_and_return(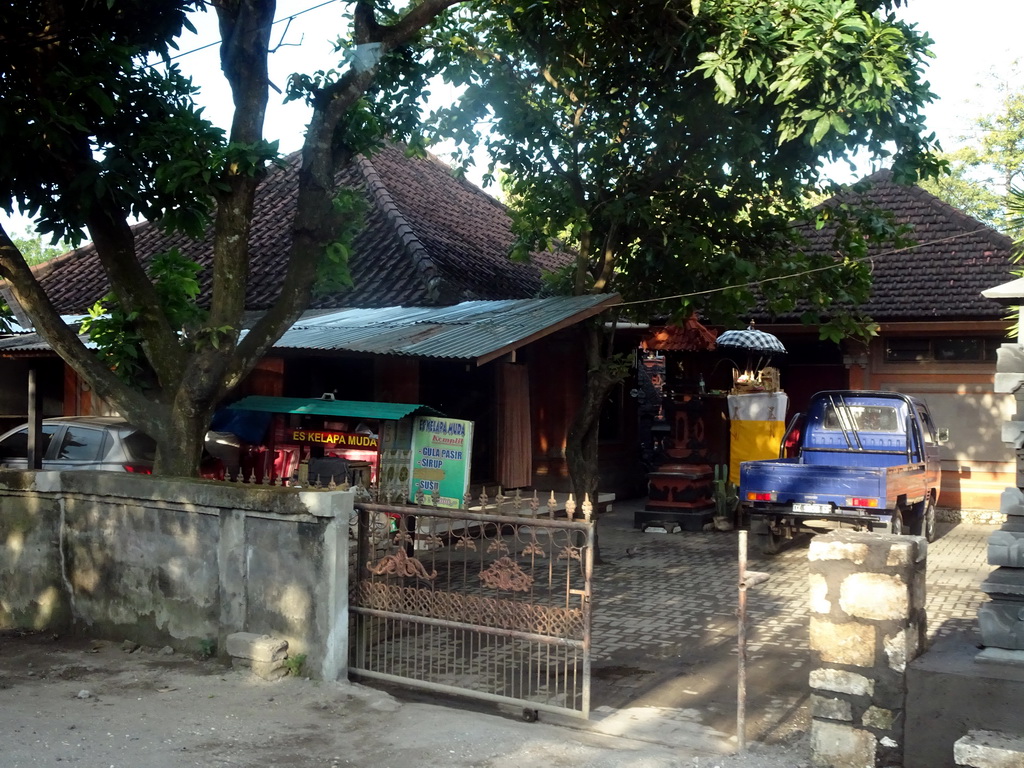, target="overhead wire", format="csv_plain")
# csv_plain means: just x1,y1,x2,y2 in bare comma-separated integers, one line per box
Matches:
152,0,341,66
